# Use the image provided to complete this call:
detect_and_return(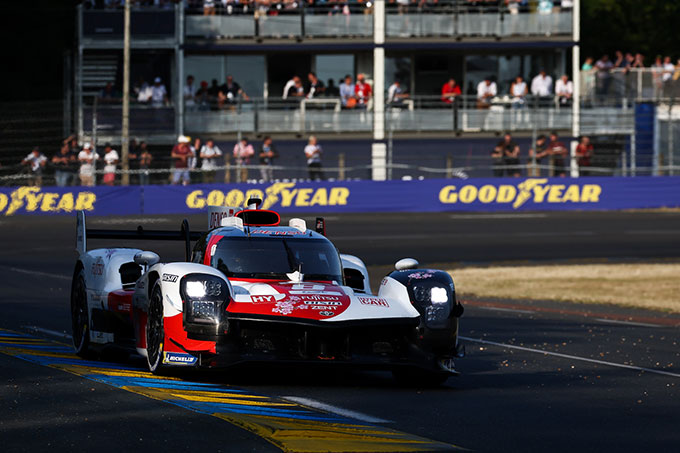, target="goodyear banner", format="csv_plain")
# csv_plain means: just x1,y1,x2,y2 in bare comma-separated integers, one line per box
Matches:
1,177,679,216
